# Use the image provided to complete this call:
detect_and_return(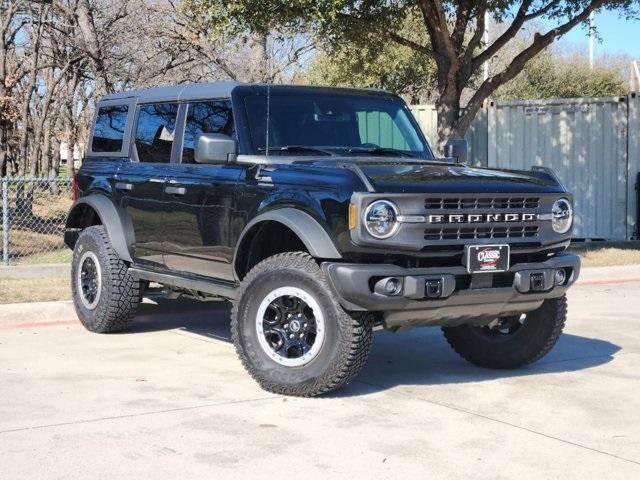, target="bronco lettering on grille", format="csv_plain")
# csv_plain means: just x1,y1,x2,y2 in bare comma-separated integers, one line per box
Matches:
427,213,538,224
